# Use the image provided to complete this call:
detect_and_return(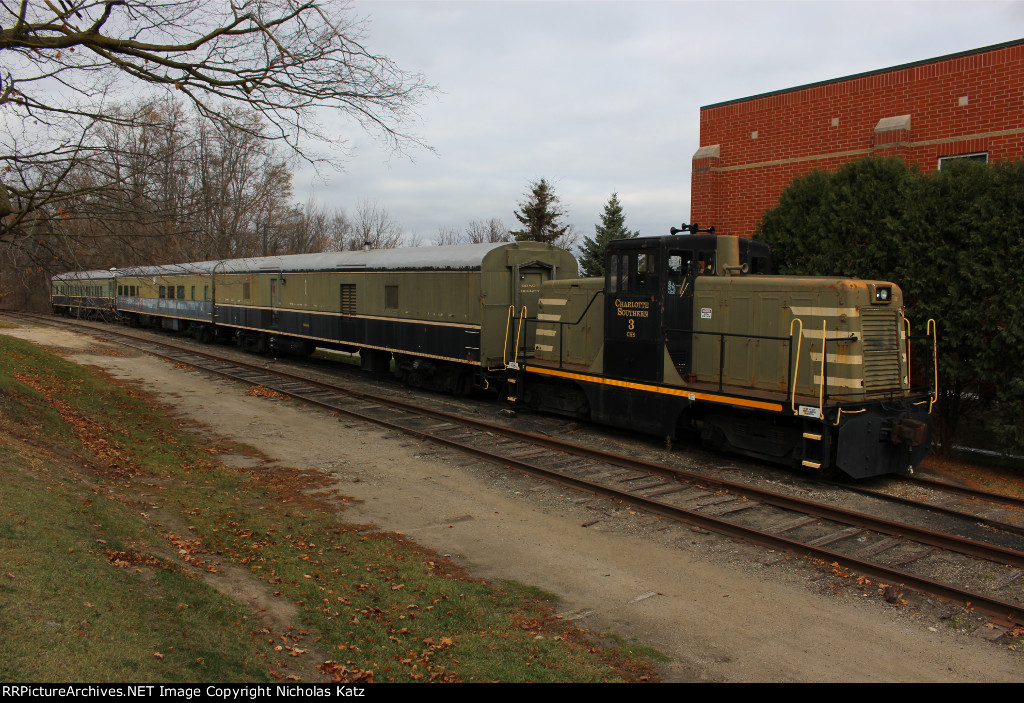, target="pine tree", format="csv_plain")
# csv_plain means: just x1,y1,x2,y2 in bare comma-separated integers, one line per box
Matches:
511,179,571,245
579,192,638,277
